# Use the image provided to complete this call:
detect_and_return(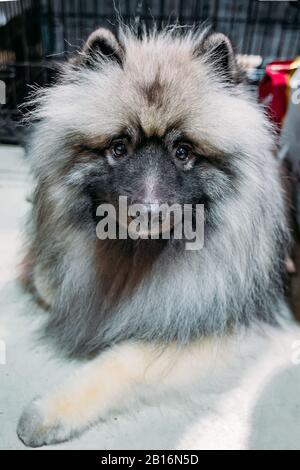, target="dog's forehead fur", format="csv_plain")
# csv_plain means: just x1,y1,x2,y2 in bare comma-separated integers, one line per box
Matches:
120,37,205,137
31,29,273,159
75,34,213,143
